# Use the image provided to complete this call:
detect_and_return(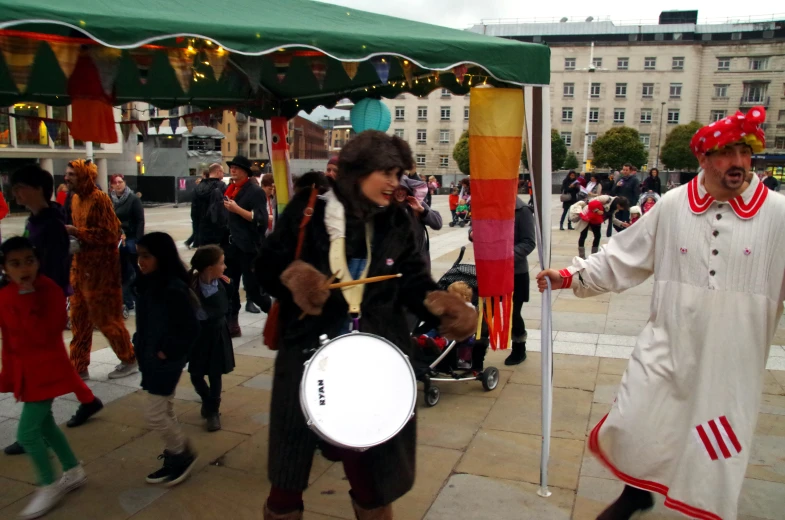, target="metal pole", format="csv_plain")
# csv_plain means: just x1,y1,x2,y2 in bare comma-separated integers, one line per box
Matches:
655,101,666,169
582,42,595,173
